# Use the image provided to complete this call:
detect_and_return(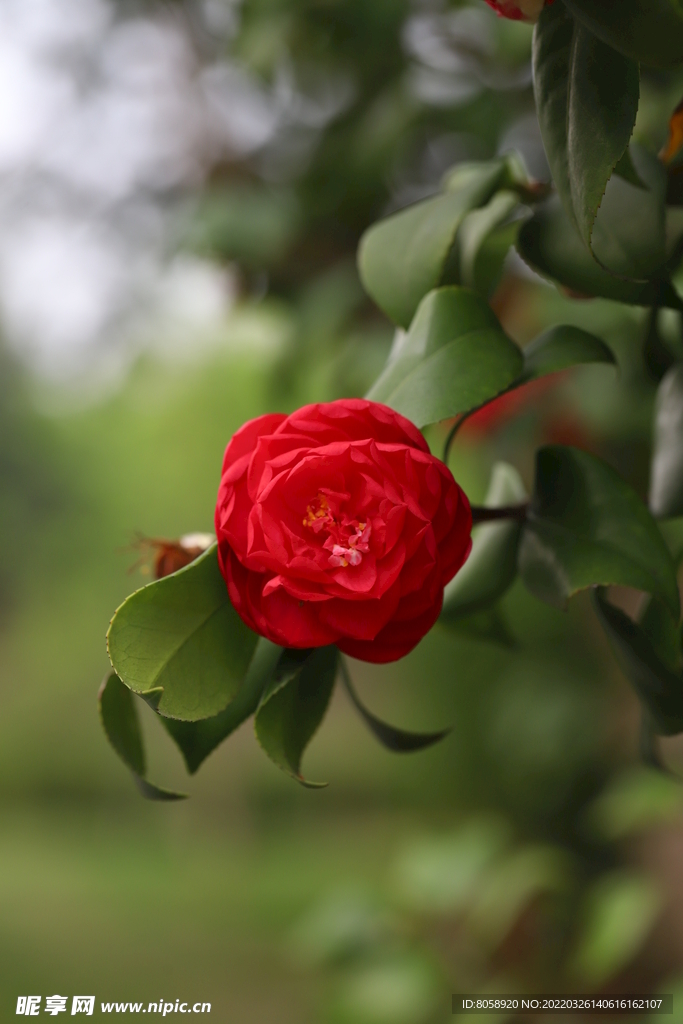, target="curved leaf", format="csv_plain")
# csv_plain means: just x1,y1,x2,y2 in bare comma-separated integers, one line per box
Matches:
366,287,523,428
357,163,508,328
340,659,449,752
162,638,282,774
456,191,521,296
98,672,186,800
254,645,338,787
441,463,527,622
533,2,639,252
522,325,615,380
563,0,683,69
593,590,683,736
517,198,683,308
591,145,667,282
519,446,680,616
107,545,258,722
650,364,683,518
